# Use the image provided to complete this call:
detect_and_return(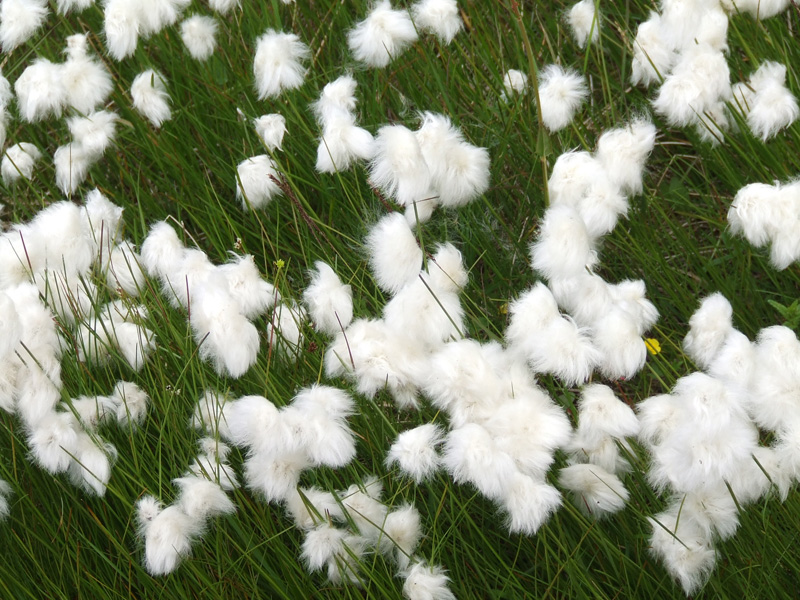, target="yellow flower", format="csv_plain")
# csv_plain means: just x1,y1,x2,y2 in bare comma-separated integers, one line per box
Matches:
274,258,285,269
645,338,661,356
